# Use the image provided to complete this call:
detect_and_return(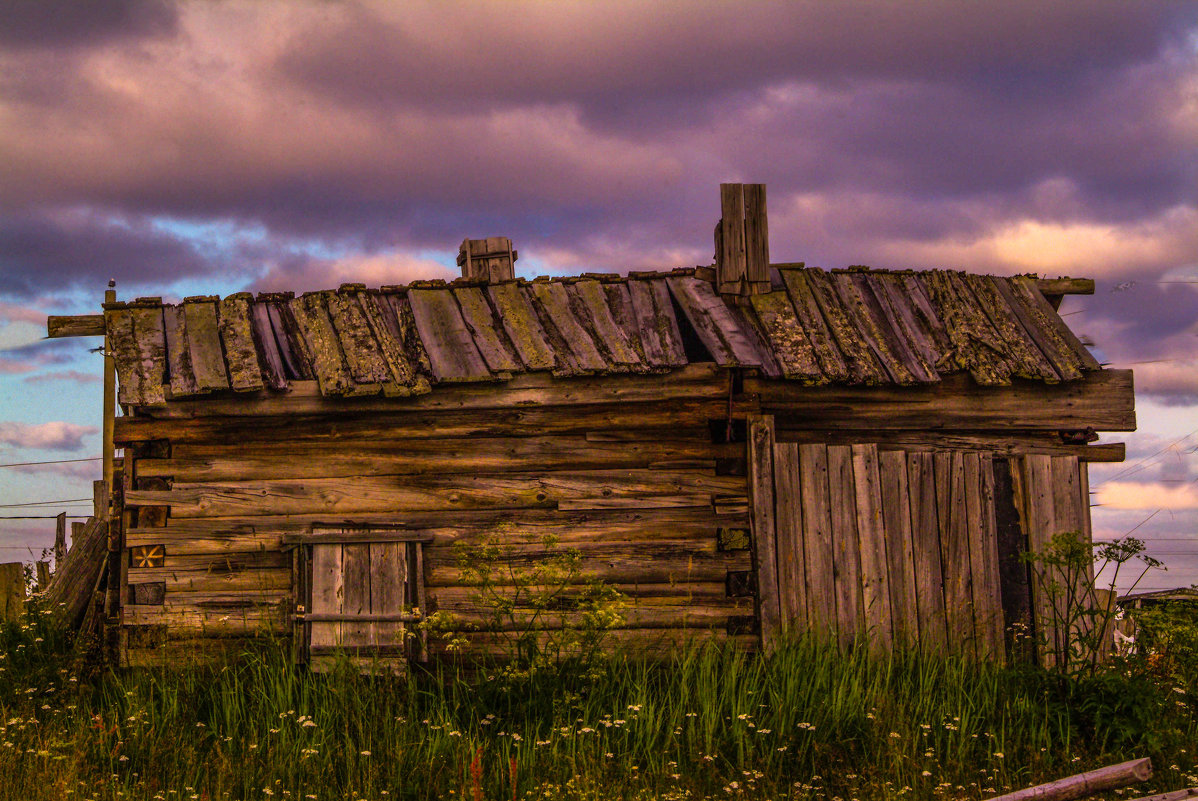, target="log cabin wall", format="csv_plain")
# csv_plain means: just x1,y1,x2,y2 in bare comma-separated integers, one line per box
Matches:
115,378,757,667
92,263,1134,668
